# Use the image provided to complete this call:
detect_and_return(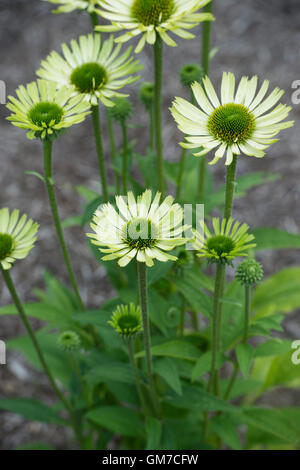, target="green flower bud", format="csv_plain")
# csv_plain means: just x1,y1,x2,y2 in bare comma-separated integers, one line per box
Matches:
58,331,81,352
235,258,264,286
173,249,194,277
179,63,204,88
107,97,133,123
108,303,142,337
138,82,154,110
